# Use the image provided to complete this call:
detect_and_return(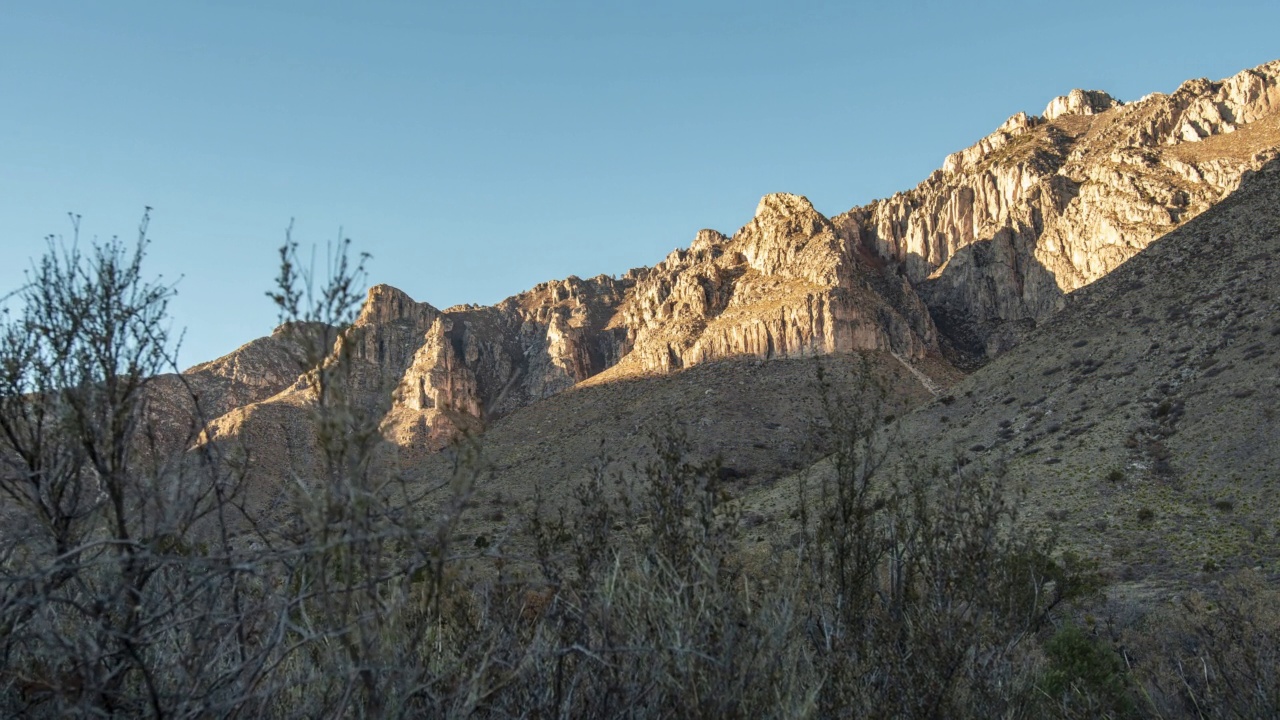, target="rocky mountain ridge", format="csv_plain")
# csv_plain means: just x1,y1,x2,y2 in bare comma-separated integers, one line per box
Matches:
839,59,1279,359
190,60,1279,459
